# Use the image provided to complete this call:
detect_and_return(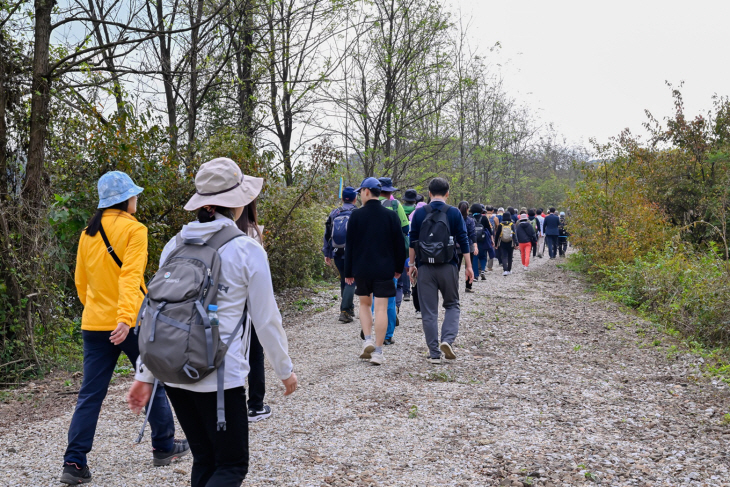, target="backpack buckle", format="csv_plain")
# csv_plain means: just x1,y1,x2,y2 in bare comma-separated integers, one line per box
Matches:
106,245,114,253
